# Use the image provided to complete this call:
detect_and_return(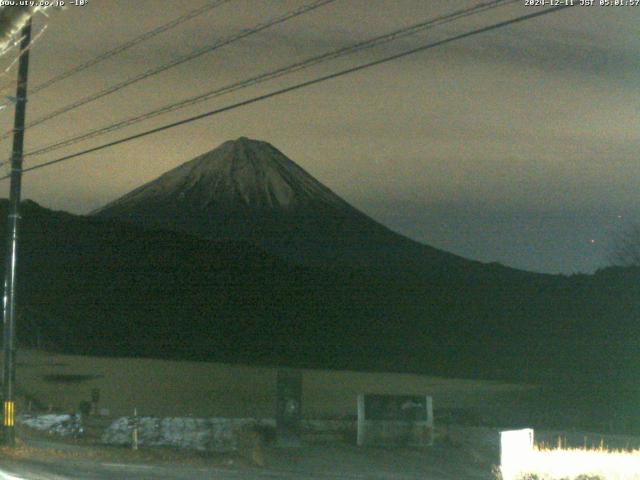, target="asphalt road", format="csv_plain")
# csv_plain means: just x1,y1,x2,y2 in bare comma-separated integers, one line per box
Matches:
0,462,489,480
0,459,323,480
0,426,500,479
0,445,495,480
